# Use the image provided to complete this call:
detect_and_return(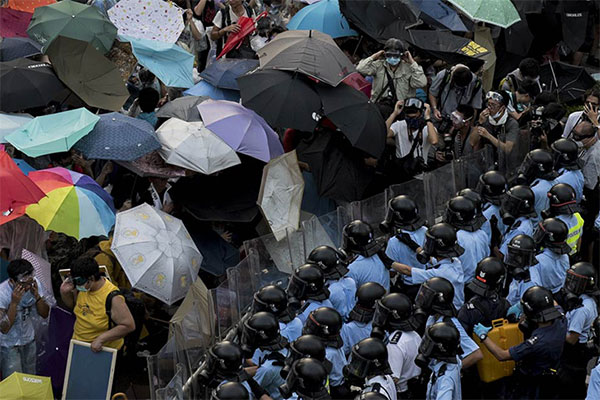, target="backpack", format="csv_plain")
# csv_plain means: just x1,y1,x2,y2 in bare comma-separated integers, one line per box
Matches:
105,288,147,357
437,69,482,109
